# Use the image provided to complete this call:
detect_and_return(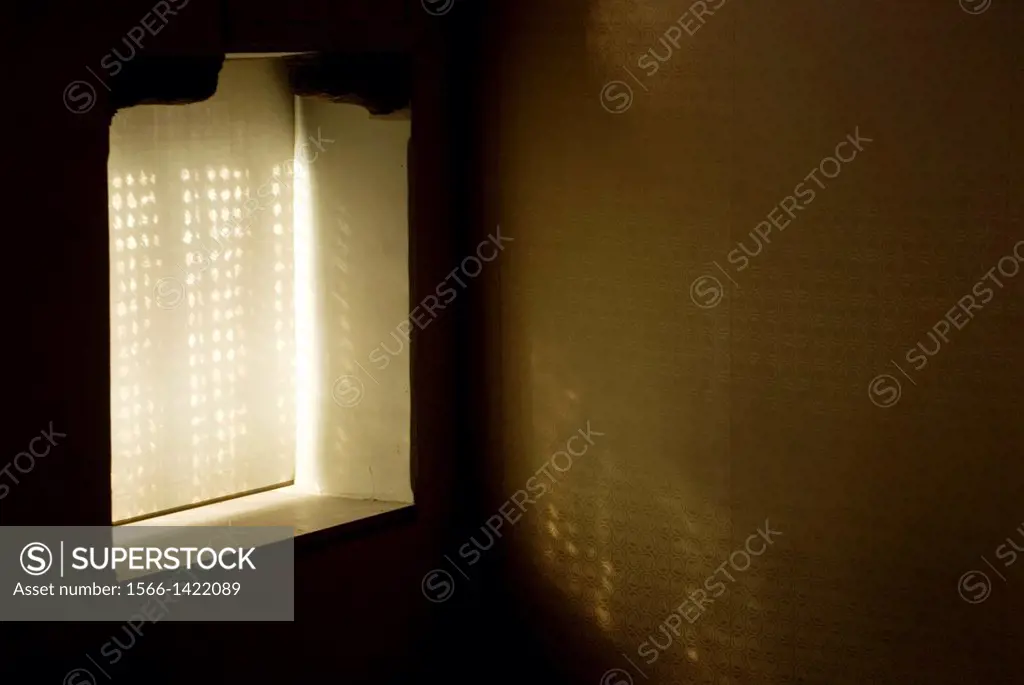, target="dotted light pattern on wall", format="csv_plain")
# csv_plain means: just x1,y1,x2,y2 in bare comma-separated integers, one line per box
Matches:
530,357,618,634
108,61,298,522
181,165,250,506
109,162,297,522
269,165,296,475
110,171,162,515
